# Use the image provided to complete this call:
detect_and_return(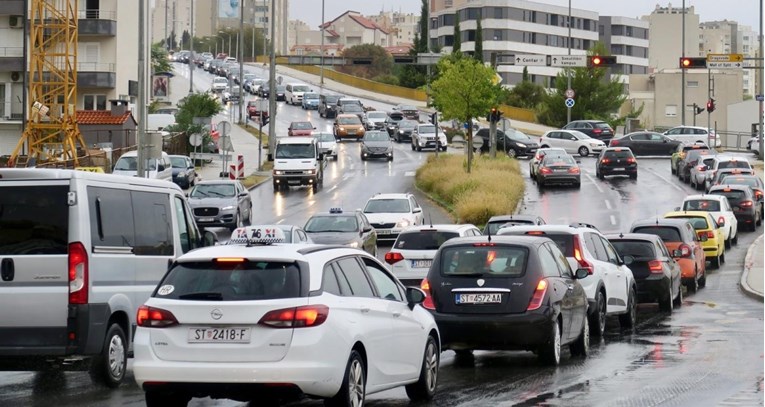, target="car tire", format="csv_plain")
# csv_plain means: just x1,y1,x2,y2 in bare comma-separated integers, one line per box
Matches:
405,335,439,402
229,211,242,232
569,318,590,357
507,149,517,158
538,320,562,366
658,289,673,313
541,144,549,149
411,143,415,151
145,391,191,407
710,254,720,269
312,182,319,192
597,170,604,180
673,281,683,308
416,145,422,152
578,146,589,157
388,156,393,162
698,272,706,288
687,270,699,293
671,163,676,174
588,290,606,337
89,323,127,388
574,182,581,189
325,350,365,407
630,172,637,180
618,287,637,328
